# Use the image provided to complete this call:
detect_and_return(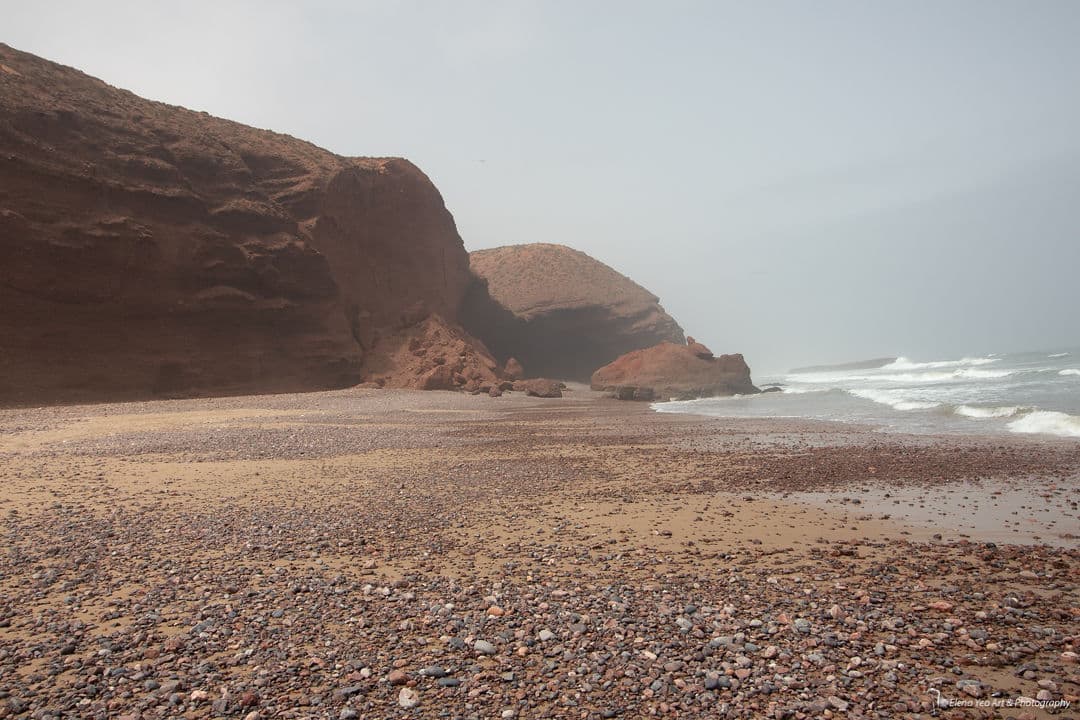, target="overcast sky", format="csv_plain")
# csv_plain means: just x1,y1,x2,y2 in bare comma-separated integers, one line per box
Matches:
5,1,1079,373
